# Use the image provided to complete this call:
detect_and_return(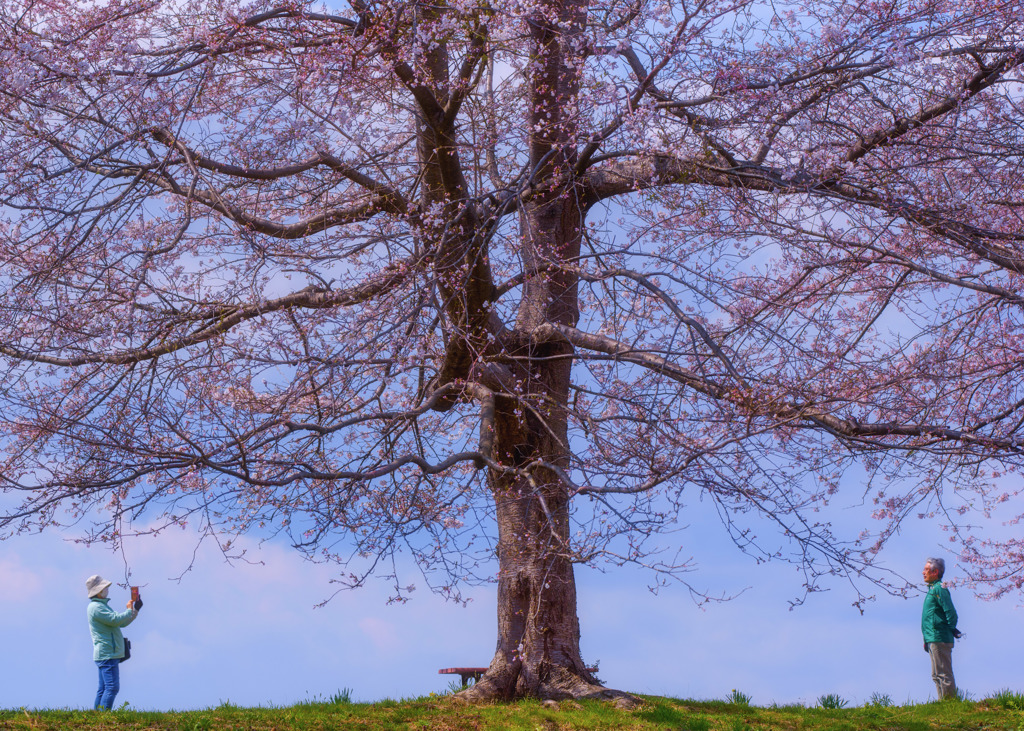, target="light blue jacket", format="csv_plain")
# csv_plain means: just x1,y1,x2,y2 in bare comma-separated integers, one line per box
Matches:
87,597,137,662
